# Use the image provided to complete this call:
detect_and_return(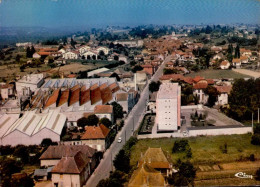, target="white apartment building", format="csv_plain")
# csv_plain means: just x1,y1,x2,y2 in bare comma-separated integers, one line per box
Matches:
156,83,181,132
